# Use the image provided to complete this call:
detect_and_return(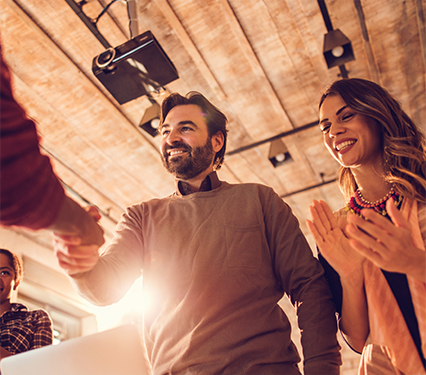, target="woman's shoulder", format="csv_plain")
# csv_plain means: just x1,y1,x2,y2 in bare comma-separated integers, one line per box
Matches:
25,308,51,321
15,306,51,324
4,304,49,324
